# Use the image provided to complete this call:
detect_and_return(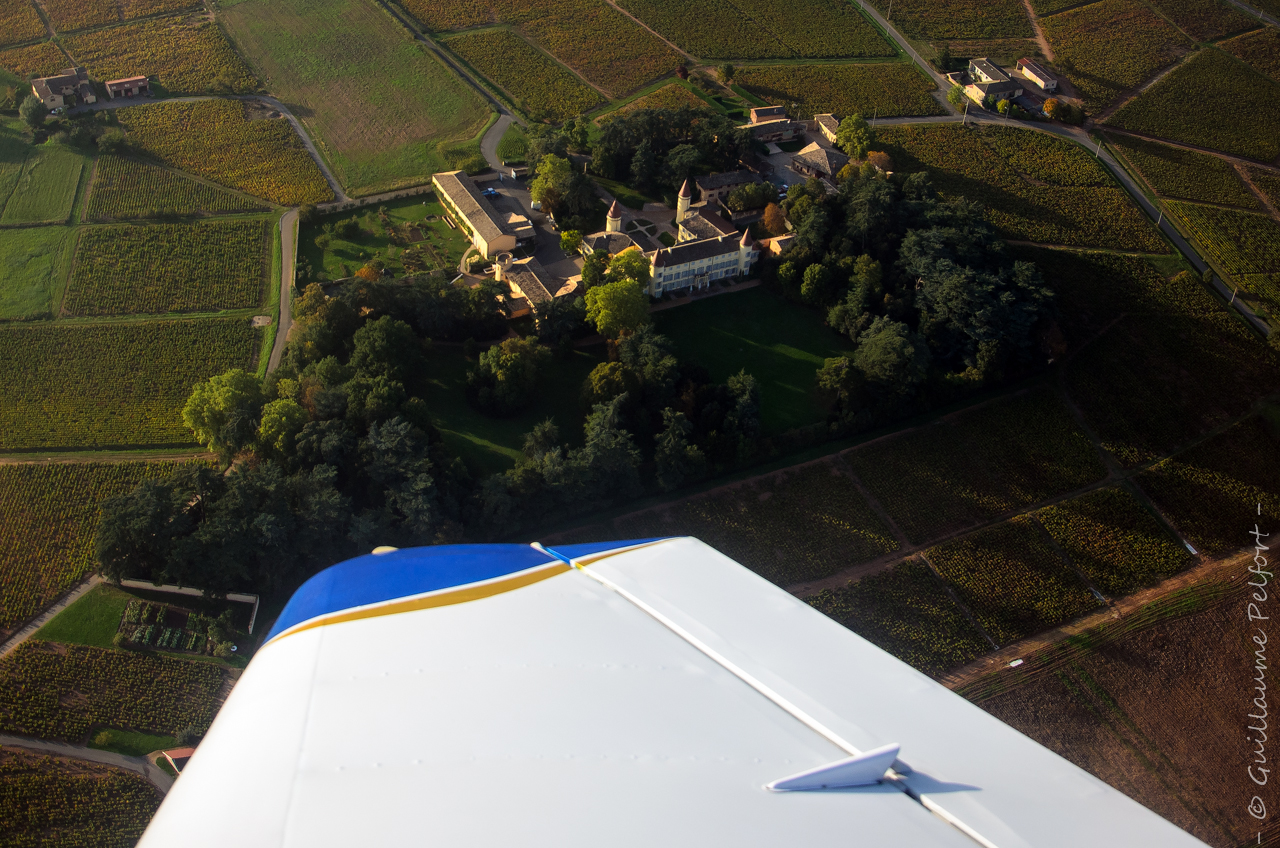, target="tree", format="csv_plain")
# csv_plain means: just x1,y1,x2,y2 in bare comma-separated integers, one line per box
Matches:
585,278,650,339
997,99,1011,116
95,477,196,583
581,249,609,289
582,361,633,408
530,153,574,210
947,84,967,108
183,370,266,465
935,44,952,71
630,137,659,190
258,398,310,459
801,263,834,305
349,316,422,383
19,95,46,130
605,248,652,289
866,151,892,172
726,181,777,212
816,356,862,408
1043,98,1060,119
97,129,127,153
466,336,550,416
853,317,931,394
763,202,787,236
560,229,583,254
531,294,585,343
662,143,701,191
718,63,736,84
835,114,875,159
655,408,705,491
